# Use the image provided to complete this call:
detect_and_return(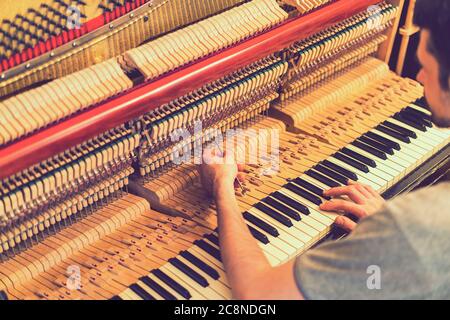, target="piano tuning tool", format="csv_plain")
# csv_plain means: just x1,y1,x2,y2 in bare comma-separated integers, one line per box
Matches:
0,0,448,300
